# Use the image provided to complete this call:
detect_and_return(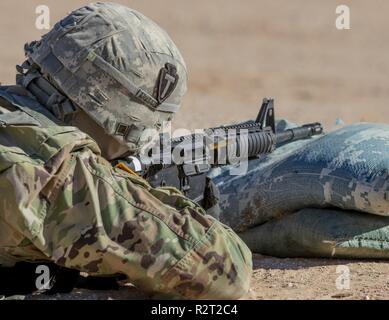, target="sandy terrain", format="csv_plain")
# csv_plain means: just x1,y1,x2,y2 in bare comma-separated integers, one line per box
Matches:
0,0,388,300
24,255,389,300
